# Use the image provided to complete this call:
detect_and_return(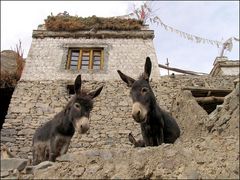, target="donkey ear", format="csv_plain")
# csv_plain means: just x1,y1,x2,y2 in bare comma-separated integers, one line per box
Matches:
88,85,103,99
144,57,152,81
117,70,135,87
74,74,82,94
